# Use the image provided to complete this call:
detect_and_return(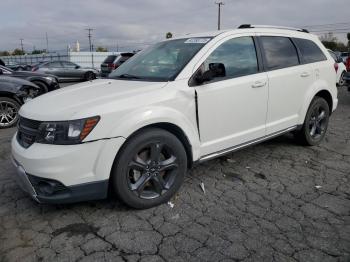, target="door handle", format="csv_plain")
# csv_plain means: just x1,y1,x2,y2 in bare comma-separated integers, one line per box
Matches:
300,72,310,77
252,81,266,88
